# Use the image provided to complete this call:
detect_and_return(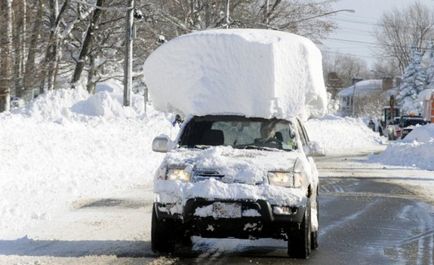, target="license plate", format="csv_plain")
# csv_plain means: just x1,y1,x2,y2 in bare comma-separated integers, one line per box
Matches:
212,202,242,218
